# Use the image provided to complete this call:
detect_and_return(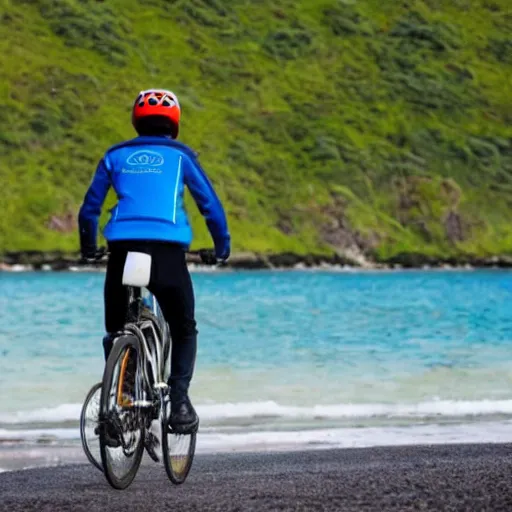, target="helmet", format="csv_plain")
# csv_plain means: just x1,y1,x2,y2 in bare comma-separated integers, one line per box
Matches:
132,89,181,138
